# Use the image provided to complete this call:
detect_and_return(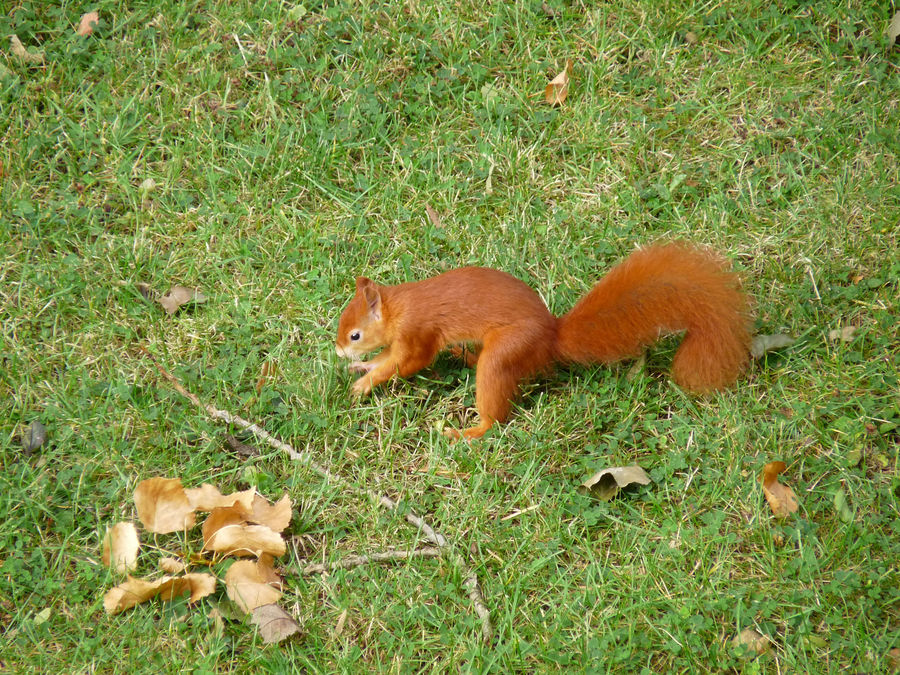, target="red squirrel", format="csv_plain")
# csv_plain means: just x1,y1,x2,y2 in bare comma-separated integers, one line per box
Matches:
335,242,752,439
